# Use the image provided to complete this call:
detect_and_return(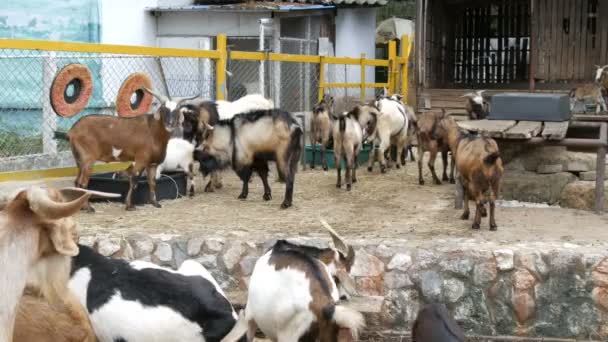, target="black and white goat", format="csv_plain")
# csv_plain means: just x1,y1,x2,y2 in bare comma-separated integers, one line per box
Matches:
333,104,379,191
221,221,364,342
462,90,489,120
185,108,302,209
68,244,242,342
181,94,275,192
